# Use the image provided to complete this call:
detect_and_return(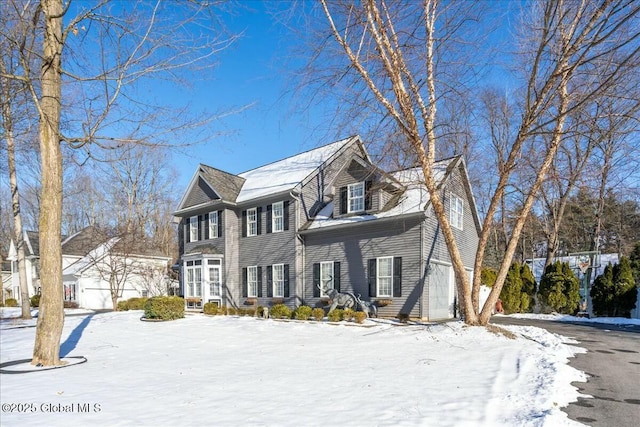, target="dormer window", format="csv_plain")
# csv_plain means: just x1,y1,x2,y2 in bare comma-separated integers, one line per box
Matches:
348,182,365,213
